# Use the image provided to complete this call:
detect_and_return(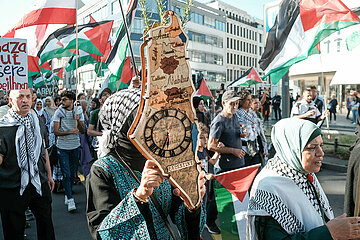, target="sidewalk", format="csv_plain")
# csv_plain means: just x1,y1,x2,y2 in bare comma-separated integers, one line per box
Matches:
264,111,356,173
